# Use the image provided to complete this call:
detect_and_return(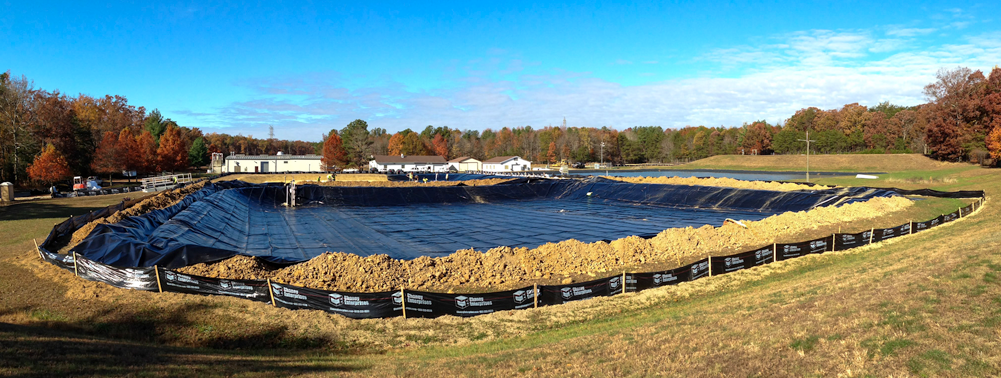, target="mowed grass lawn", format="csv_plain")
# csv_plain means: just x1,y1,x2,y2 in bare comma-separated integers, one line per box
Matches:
2,156,1000,377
